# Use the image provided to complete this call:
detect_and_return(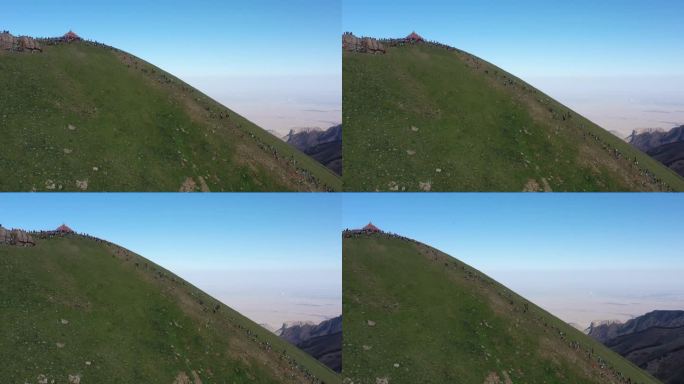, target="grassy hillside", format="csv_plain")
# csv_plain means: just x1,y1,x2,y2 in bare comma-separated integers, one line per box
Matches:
343,41,684,191
343,232,660,384
0,234,340,383
0,41,340,191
